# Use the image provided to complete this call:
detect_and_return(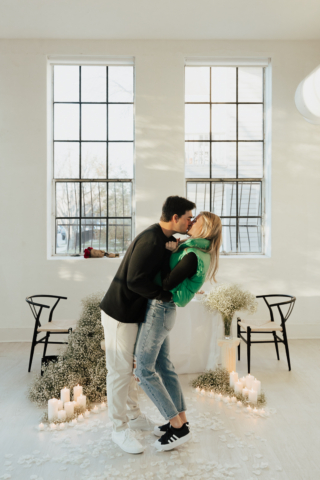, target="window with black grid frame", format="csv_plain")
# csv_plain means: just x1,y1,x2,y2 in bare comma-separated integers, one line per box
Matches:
185,66,265,254
52,64,134,256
